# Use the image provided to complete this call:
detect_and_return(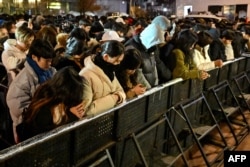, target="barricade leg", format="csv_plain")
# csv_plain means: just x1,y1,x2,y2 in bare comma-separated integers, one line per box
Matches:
130,115,190,167
232,72,250,110
177,93,228,167
206,80,249,149
88,149,115,167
